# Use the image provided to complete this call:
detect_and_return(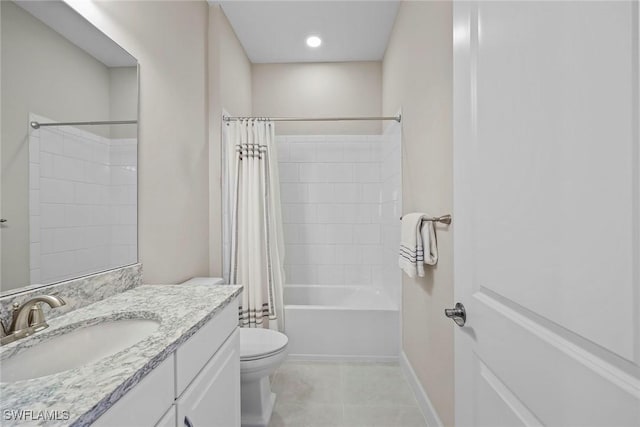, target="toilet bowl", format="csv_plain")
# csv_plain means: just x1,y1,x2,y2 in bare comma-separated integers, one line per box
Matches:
240,328,288,427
